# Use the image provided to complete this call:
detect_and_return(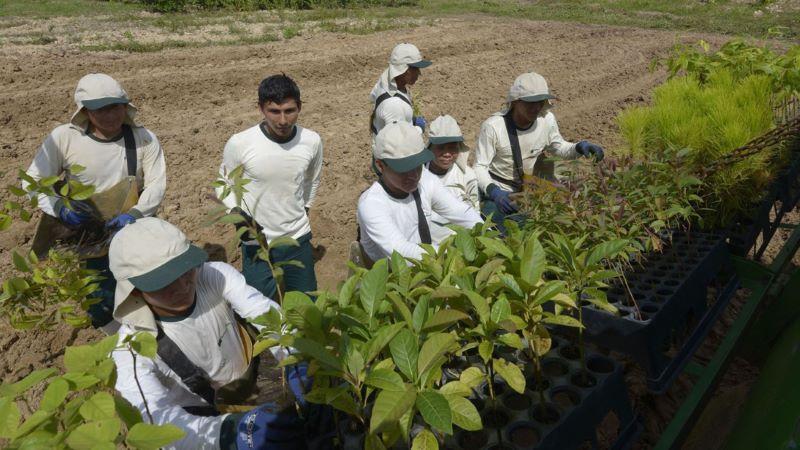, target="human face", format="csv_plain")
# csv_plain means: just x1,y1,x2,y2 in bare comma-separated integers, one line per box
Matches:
395,66,420,89
137,268,199,317
85,103,127,139
511,100,545,127
430,142,460,171
377,160,423,195
260,98,300,139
